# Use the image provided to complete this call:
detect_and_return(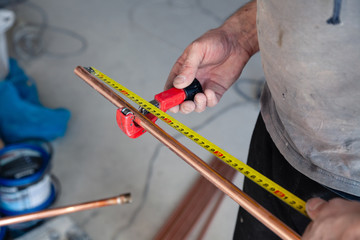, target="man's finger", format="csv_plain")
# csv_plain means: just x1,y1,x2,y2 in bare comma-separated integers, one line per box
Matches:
306,198,327,220
168,105,180,113
180,101,196,114
194,93,207,112
204,89,219,107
